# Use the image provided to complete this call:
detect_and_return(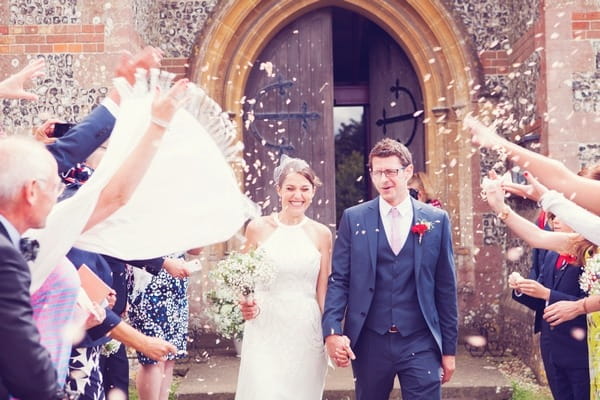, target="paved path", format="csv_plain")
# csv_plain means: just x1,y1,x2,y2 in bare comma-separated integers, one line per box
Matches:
175,345,512,399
